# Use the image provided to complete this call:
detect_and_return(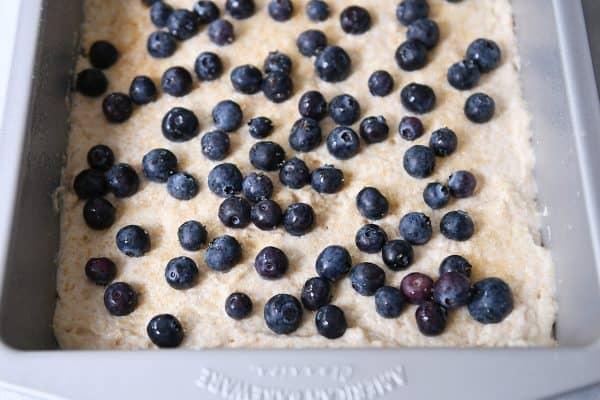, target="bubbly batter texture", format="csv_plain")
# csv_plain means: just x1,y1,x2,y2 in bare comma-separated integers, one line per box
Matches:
54,0,557,348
